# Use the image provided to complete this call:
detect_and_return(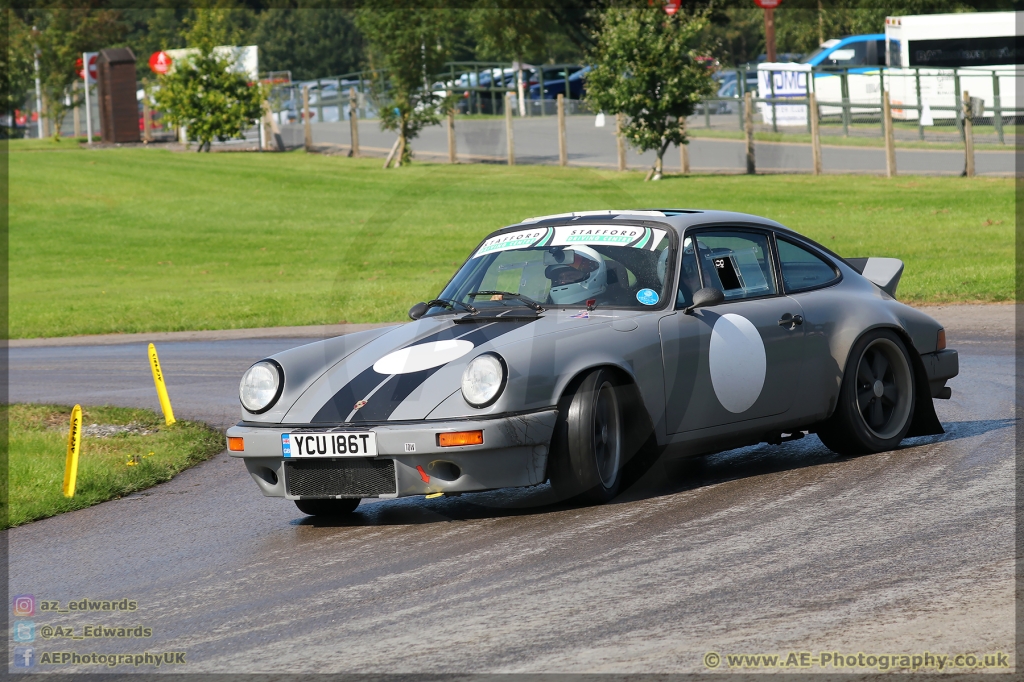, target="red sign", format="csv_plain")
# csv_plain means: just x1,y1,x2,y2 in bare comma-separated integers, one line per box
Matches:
754,0,782,8
76,54,98,83
149,51,173,75
664,0,681,14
